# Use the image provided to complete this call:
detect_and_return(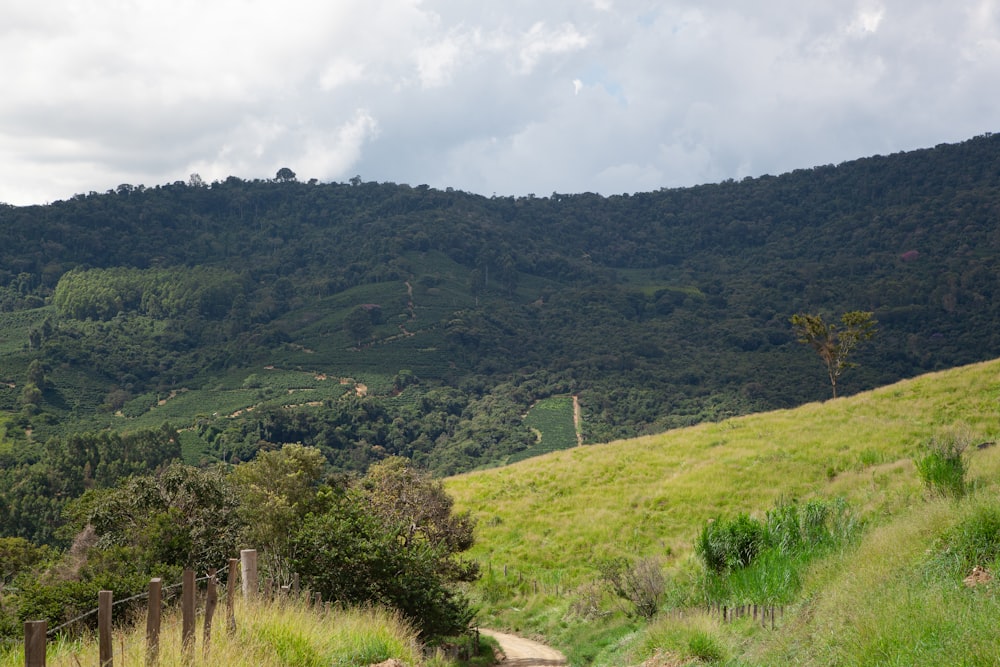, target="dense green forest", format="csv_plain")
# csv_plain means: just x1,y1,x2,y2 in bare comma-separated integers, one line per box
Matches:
0,133,998,482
